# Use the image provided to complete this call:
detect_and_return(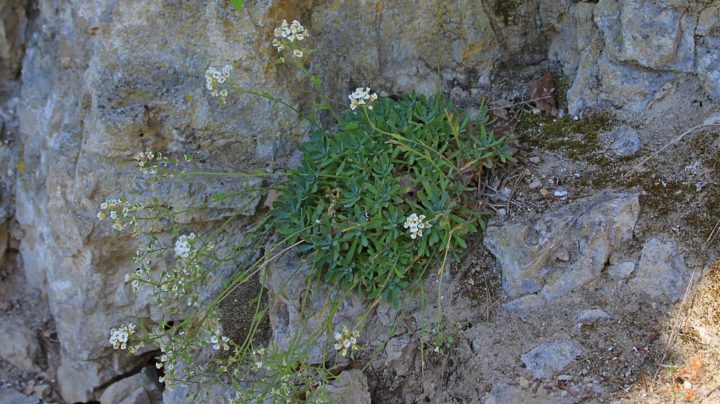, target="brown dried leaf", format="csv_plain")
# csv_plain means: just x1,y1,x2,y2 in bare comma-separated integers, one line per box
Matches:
528,73,558,117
